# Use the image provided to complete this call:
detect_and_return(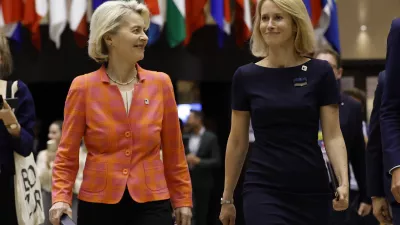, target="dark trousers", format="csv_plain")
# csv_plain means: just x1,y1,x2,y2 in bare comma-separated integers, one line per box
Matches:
0,167,18,225
77,189,173,225
192,186,211,225
329,190,378,225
